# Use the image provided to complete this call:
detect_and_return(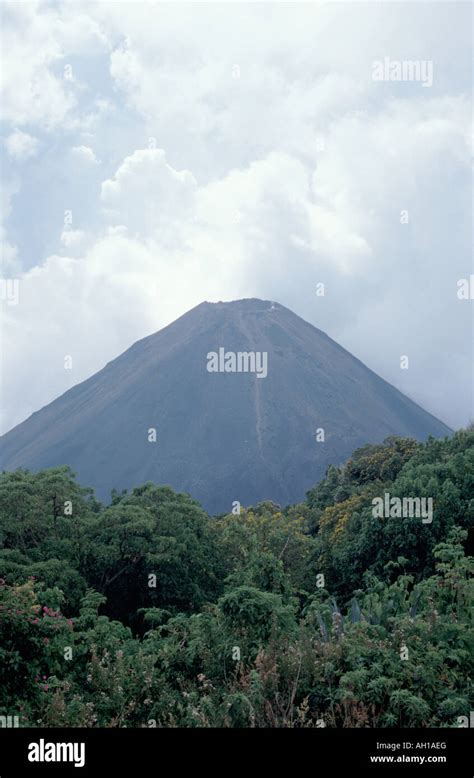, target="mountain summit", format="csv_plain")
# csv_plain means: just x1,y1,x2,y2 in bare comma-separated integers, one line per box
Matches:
0,299,451,512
